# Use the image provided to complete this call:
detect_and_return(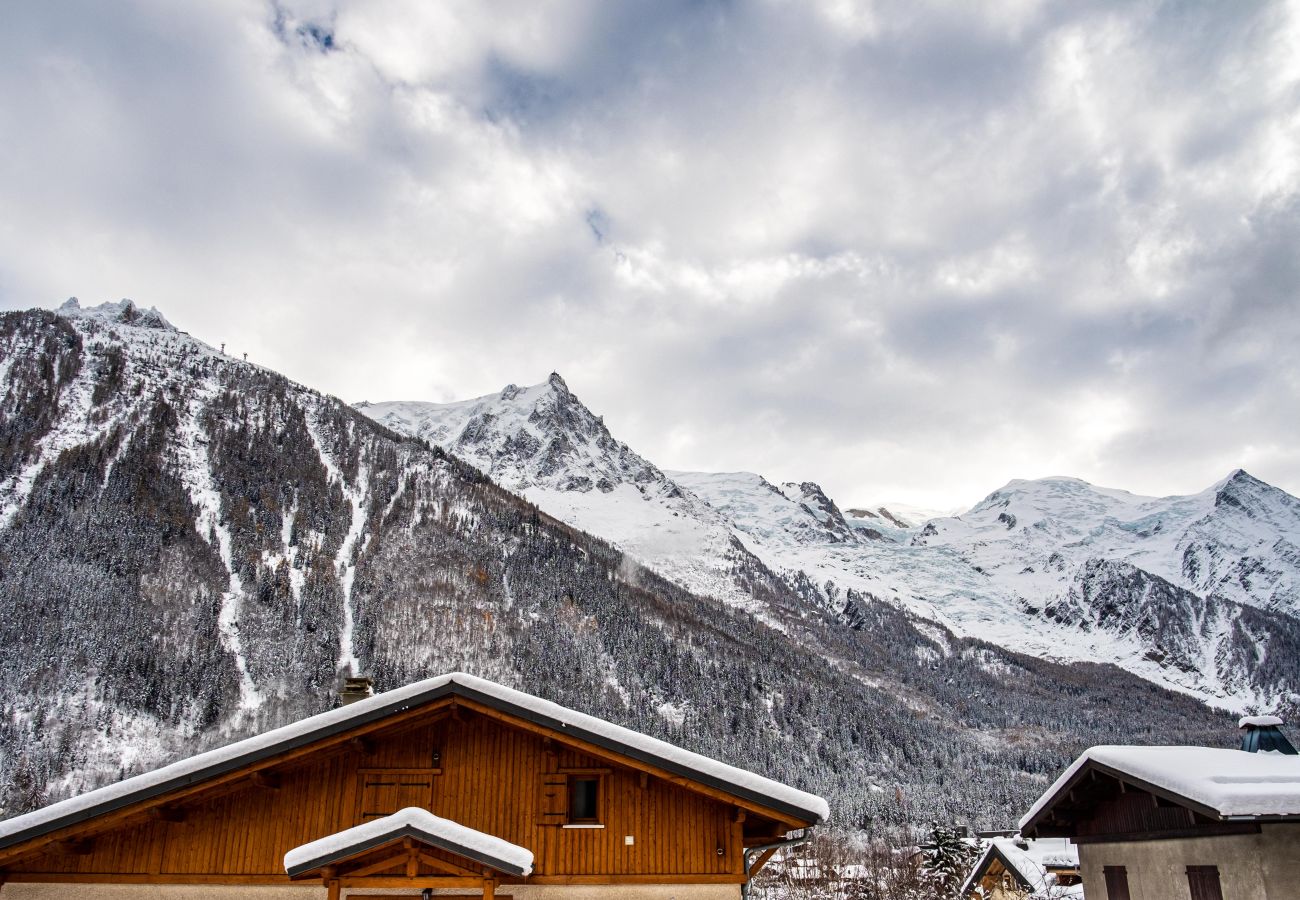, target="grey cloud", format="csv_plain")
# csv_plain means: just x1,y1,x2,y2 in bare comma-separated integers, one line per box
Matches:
0,0,1297,507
